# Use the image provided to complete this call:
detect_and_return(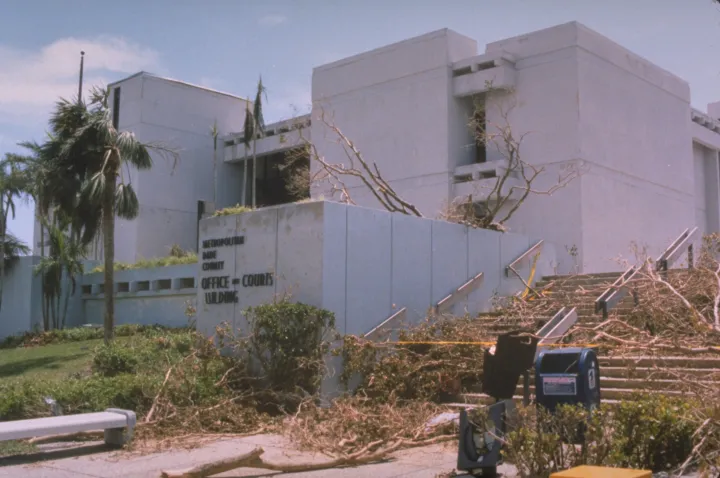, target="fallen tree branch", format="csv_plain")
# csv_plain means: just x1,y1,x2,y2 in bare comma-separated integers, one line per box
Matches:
159,435,456,478
160,446,264,478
